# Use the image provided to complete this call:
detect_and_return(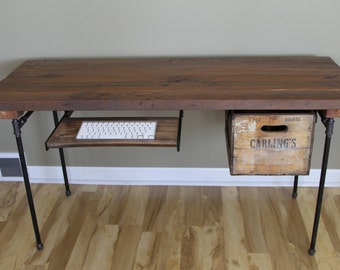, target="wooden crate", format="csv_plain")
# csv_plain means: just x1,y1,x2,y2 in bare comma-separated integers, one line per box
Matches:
226,111,316,175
